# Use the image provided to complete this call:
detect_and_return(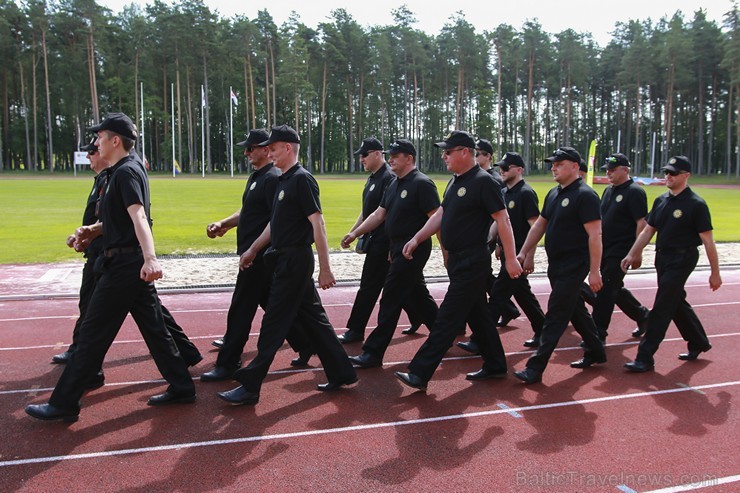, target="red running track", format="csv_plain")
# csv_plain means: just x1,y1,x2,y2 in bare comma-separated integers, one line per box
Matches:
1,268,738,492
